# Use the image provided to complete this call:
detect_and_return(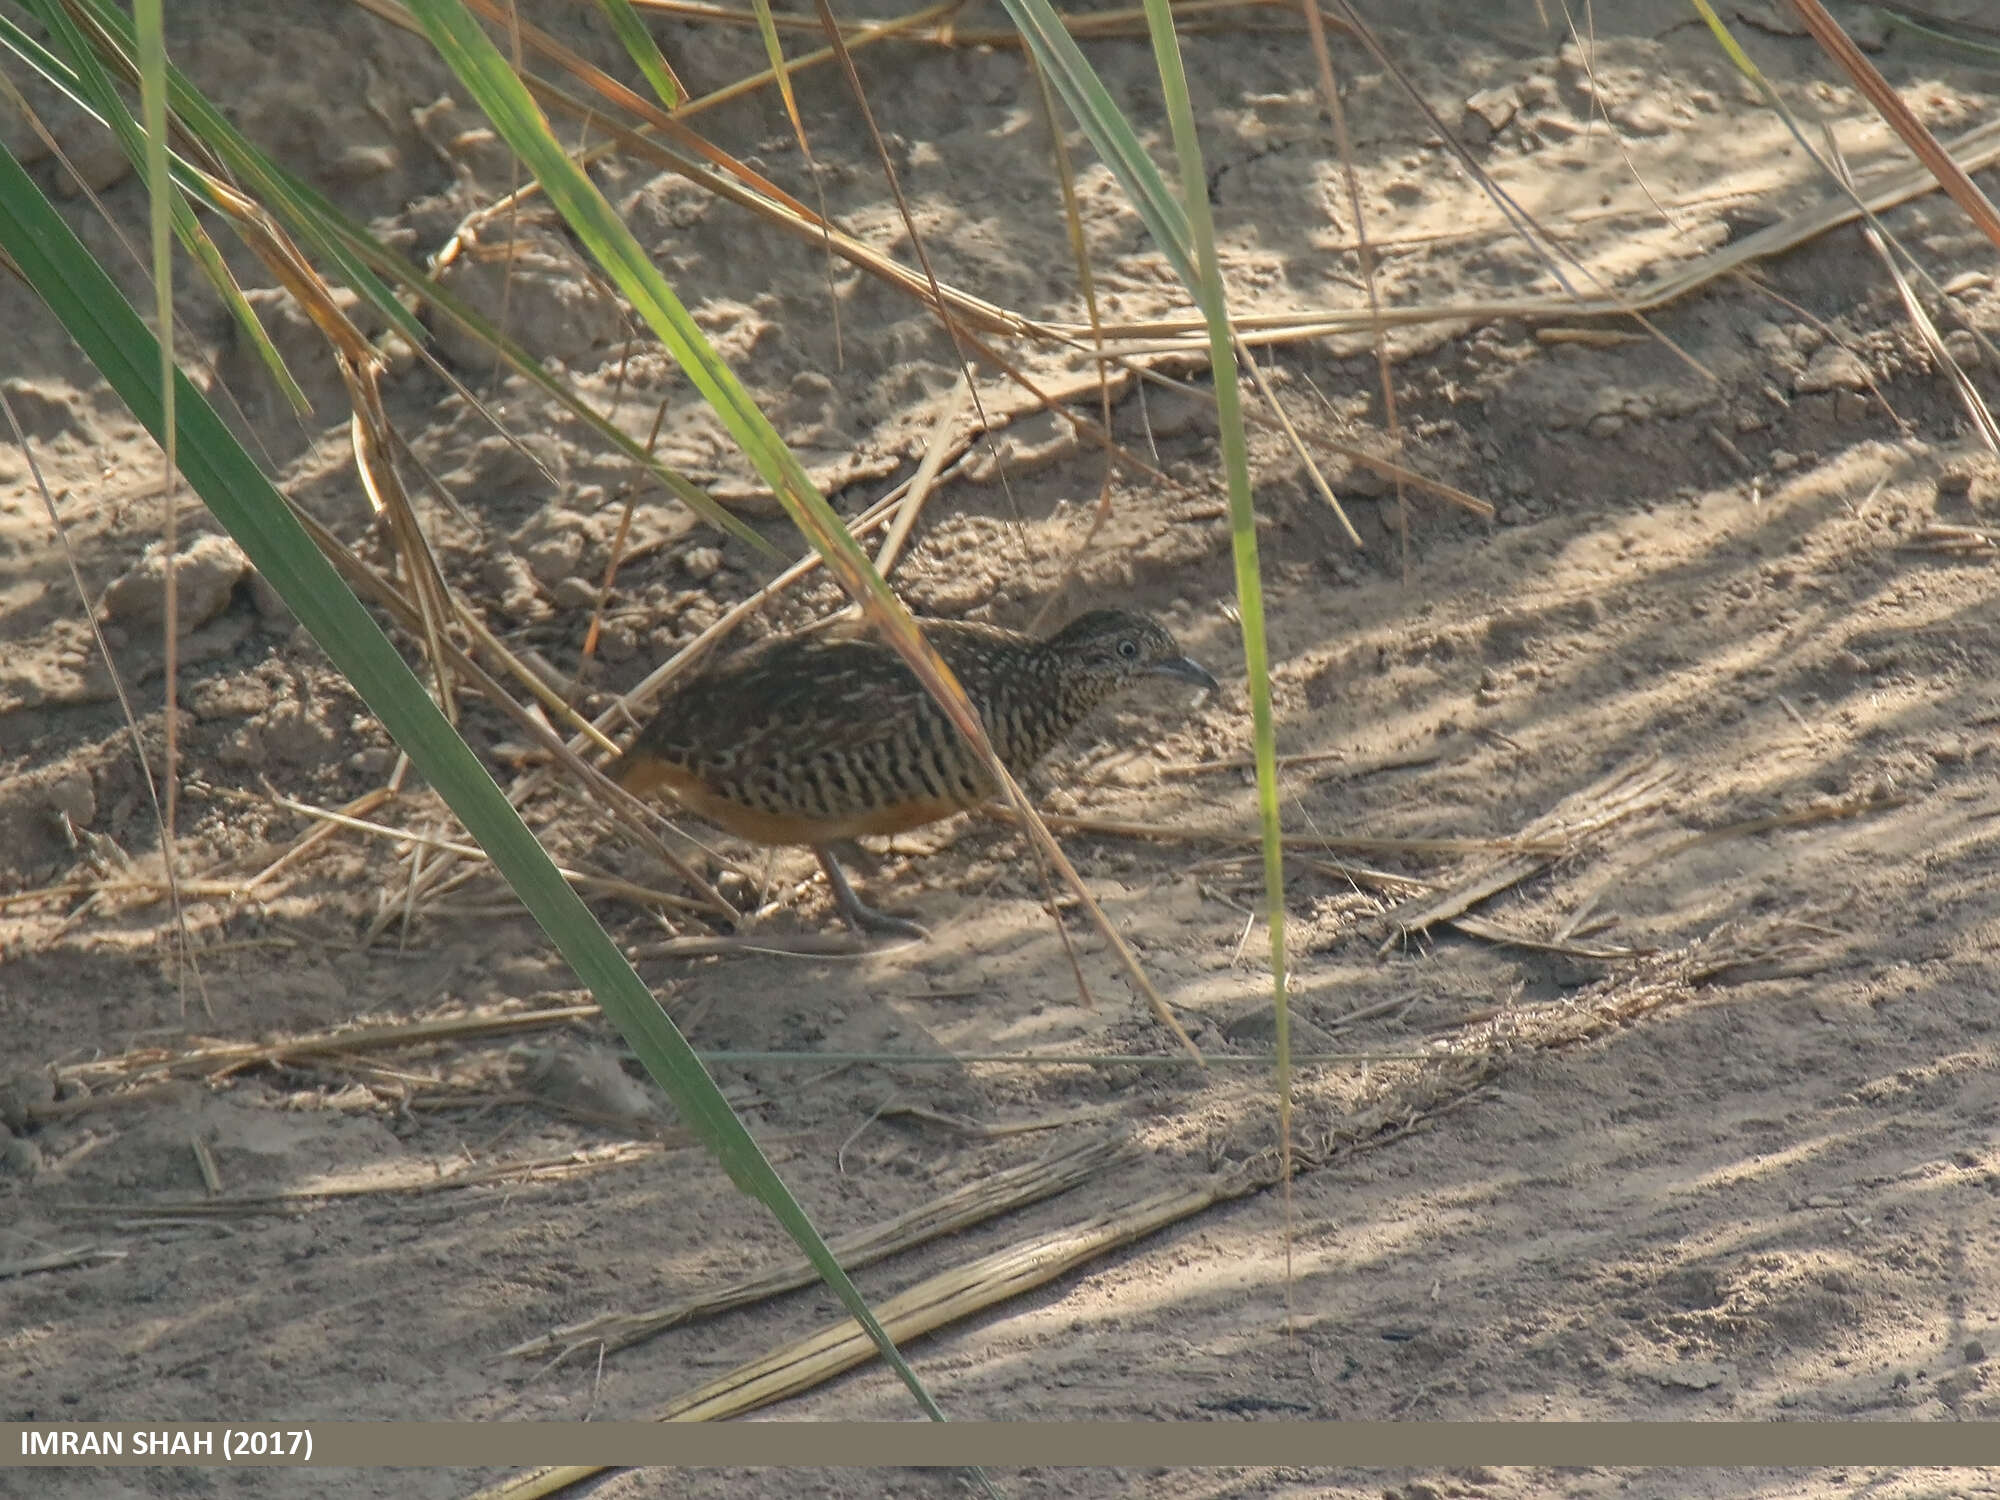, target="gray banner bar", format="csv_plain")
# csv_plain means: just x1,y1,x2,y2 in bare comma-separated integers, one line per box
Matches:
3,1422,1995,1467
